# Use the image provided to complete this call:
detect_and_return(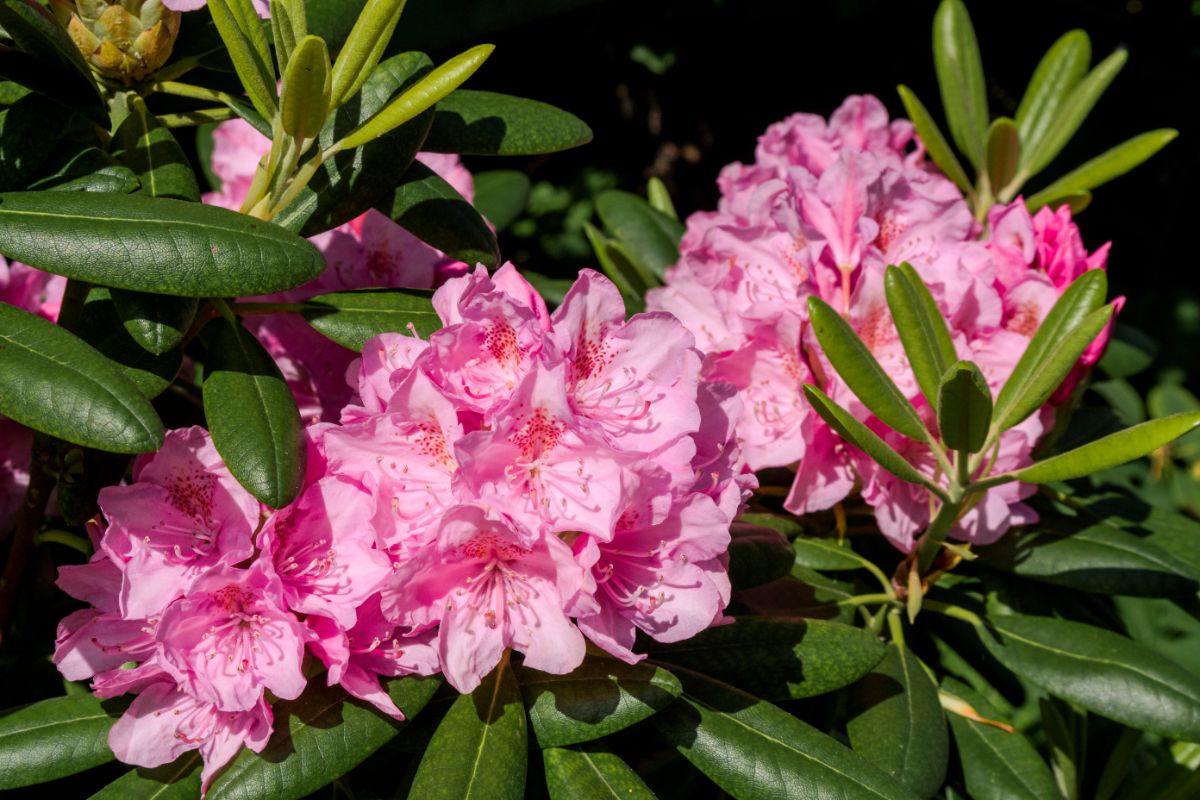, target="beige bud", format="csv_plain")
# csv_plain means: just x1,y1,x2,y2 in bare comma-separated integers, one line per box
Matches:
55,0,182,84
